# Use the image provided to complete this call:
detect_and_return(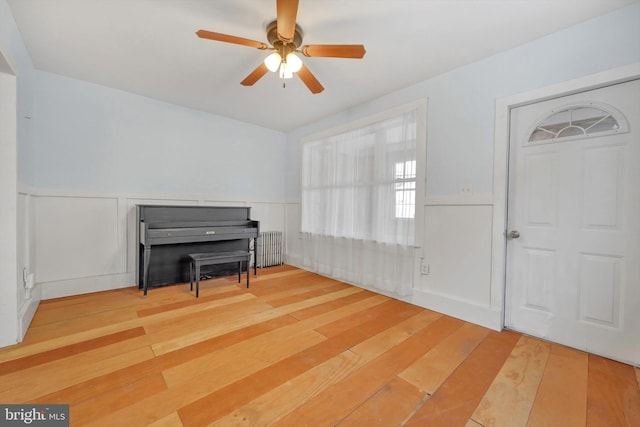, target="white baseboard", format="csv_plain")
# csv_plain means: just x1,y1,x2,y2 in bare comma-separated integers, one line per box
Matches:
17,288,41,342
284,254,303,269
411,288,502,331
39,272,134,300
